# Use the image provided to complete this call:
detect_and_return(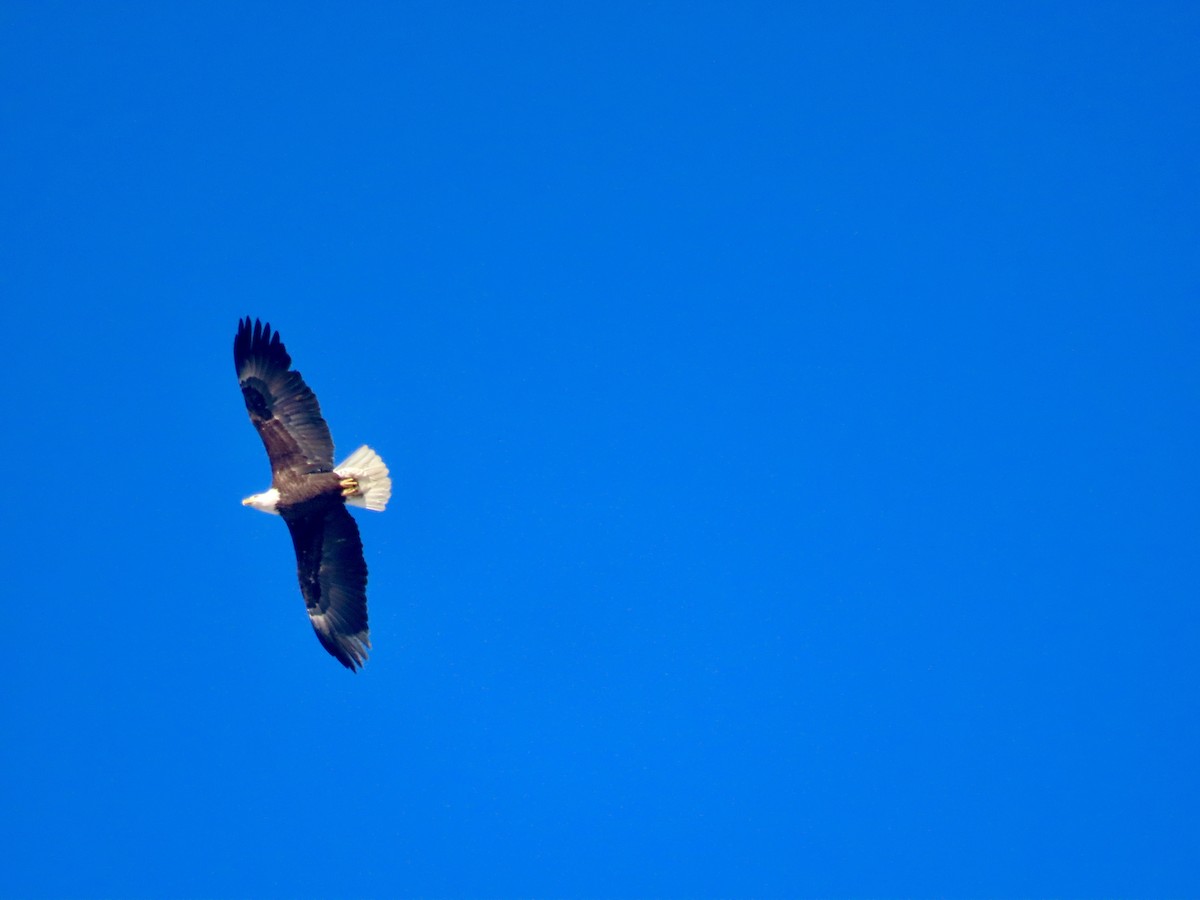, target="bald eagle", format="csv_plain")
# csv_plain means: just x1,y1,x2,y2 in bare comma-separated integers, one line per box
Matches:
235,317,391,670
